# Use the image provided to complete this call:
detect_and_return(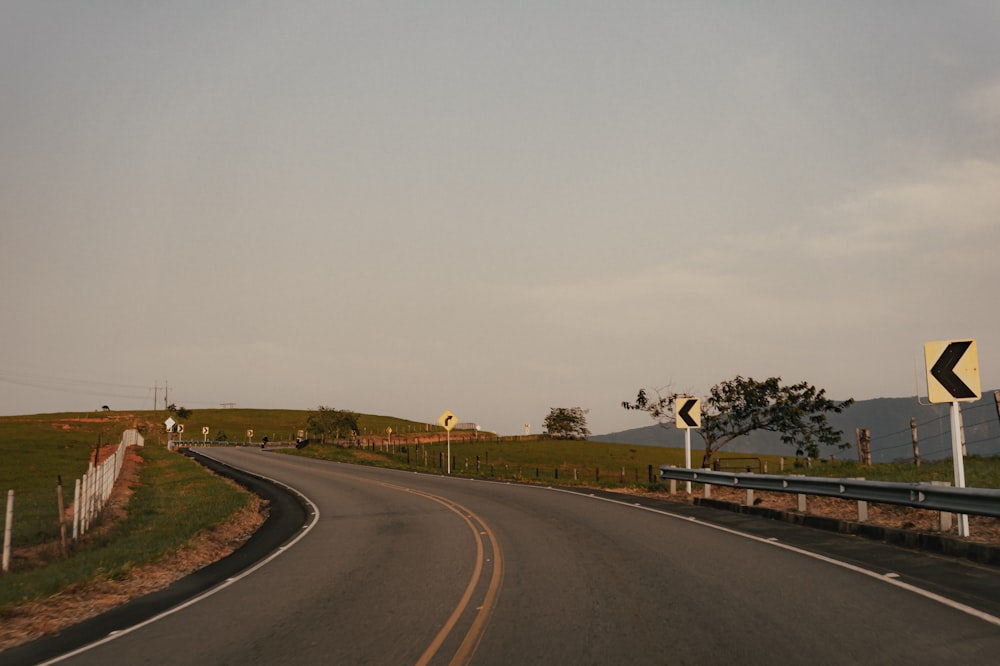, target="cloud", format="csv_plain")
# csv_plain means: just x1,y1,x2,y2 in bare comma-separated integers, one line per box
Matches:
962,78,1000,128
811,159,1000,258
